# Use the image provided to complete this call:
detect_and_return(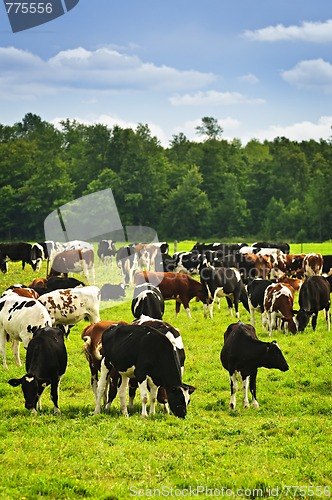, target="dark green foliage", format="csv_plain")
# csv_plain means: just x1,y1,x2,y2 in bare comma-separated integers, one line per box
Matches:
1,113,332,241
